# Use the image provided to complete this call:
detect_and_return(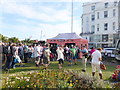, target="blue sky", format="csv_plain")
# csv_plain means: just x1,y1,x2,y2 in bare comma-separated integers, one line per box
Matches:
0,0,94,40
